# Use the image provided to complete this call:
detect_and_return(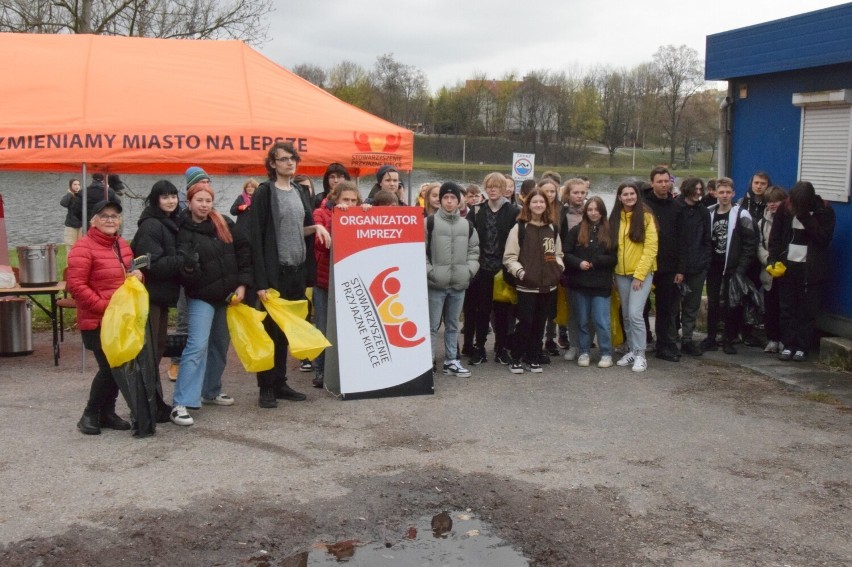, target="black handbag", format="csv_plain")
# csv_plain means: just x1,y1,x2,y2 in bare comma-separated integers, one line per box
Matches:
162,333,188,358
